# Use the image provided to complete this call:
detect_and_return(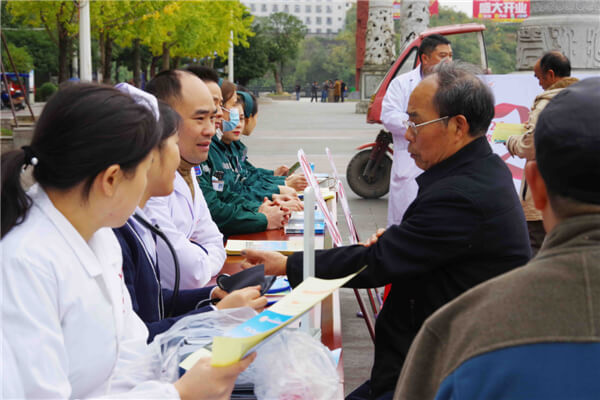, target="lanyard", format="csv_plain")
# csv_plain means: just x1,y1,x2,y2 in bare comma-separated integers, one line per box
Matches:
133,213,180,318
126,220,165,320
